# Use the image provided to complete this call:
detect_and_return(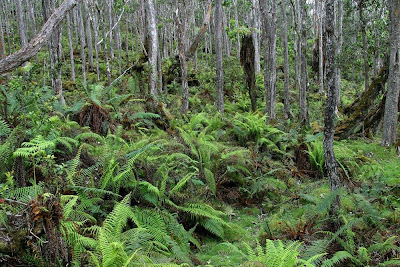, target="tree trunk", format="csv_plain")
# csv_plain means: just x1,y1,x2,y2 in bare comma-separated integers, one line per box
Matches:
66,11,75,82
215,0,225,113
84,2,94,68
251,0,261,74
382,0,400,146
336,0,343,108
359,3,369,91
240,35,257,112
76,2,87,85
145,0,159,101
318,0,324,94
16,0,28,47
233,0,240,58
324,0,340,225
175,0,189,114
261,0,278,120
281,0,292,119
42,0,64,103
299,0,308,124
